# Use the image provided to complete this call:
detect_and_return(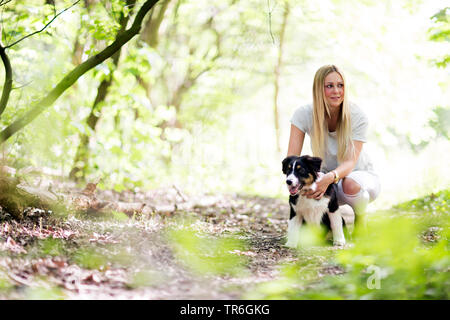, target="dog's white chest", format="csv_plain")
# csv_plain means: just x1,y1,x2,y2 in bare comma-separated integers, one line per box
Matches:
291,195,329,225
